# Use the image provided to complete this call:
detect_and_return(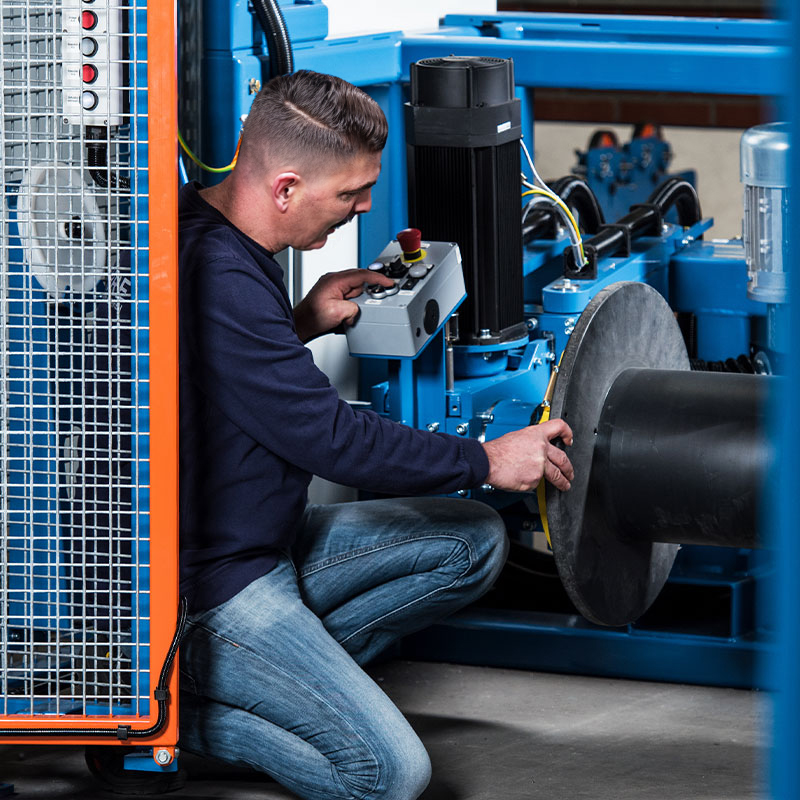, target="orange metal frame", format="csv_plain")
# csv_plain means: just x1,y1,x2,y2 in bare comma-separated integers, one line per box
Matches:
2,3,180,755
